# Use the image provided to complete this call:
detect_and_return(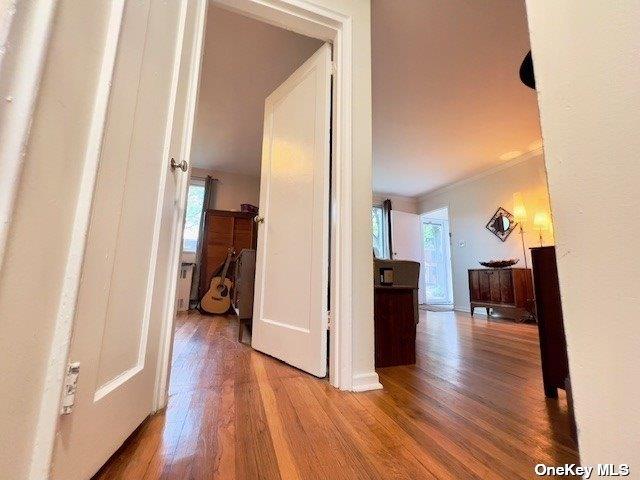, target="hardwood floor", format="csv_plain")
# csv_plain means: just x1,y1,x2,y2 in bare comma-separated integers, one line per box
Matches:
93,309,578,479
